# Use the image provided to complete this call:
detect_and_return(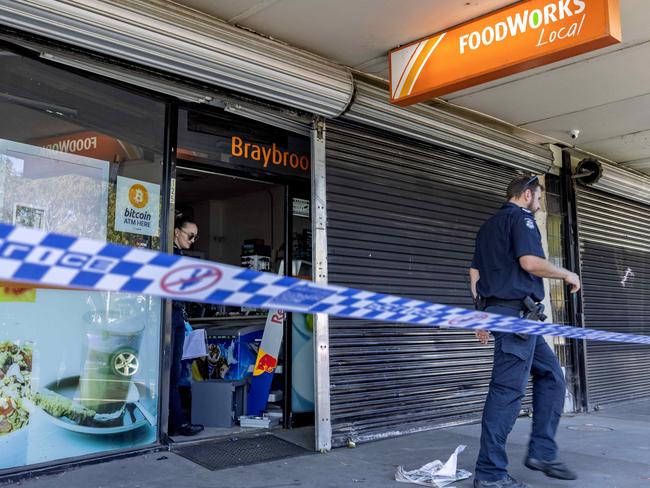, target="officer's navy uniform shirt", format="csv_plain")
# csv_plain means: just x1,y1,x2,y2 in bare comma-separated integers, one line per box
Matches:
471,202,545,302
